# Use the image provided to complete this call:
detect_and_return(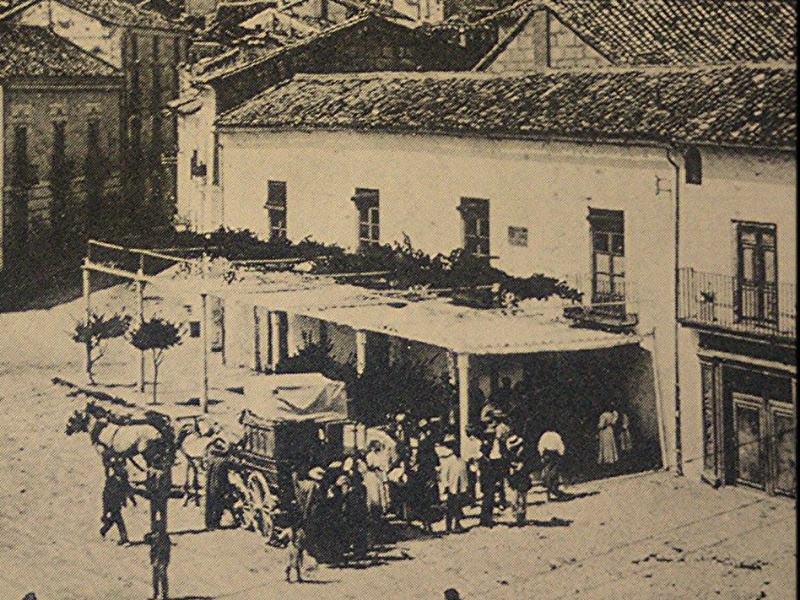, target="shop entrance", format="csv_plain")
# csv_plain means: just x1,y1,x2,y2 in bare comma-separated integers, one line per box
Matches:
724,368,795,498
